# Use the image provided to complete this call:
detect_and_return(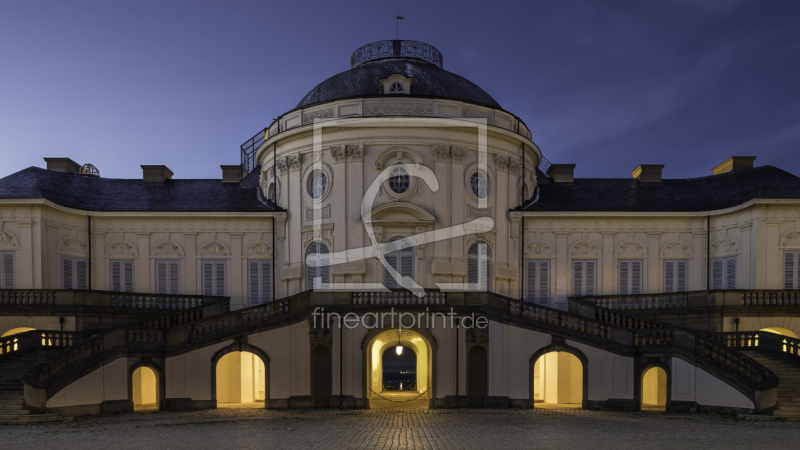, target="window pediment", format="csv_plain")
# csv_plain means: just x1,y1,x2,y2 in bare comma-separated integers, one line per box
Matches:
362,202,435,226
